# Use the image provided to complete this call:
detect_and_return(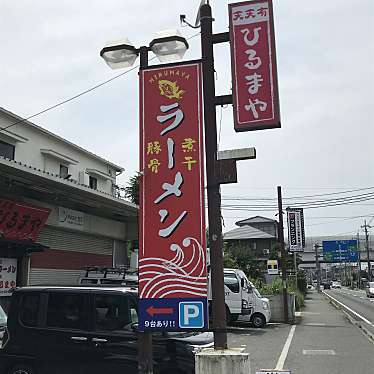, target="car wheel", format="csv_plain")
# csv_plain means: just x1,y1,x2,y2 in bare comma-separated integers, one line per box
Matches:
251,313,266,328
8,365,35,374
